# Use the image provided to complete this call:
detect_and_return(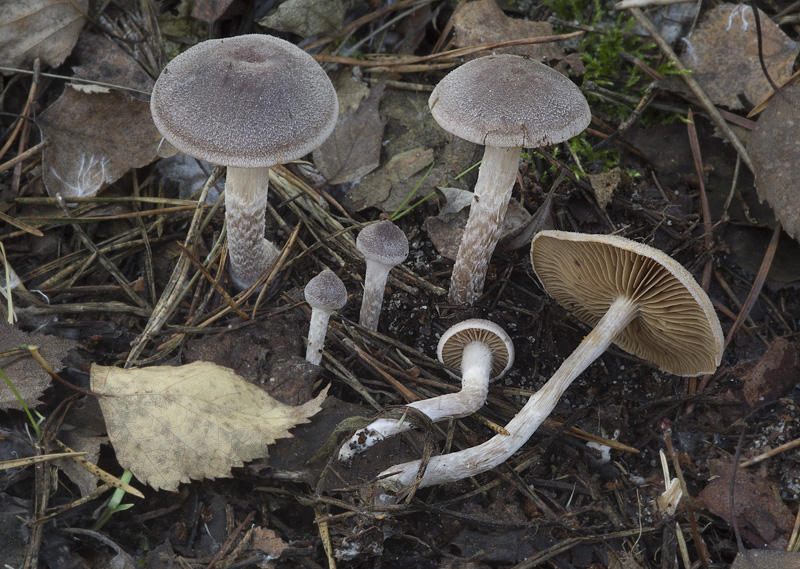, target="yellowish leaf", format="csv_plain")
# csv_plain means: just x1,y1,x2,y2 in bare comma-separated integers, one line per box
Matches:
90,361,328,492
